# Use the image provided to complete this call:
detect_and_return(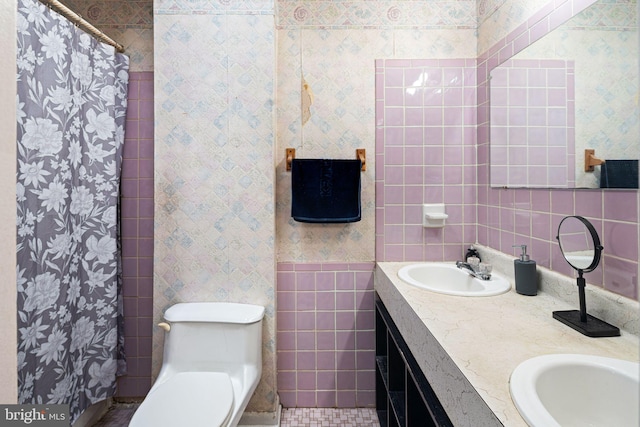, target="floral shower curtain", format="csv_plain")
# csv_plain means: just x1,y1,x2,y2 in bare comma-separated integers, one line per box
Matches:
16,0,129,422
